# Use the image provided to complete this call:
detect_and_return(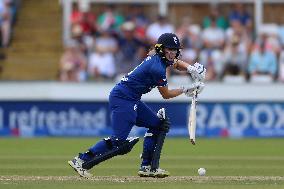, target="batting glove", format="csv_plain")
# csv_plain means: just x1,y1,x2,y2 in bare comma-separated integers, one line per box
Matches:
187,62,206,82
181,82,205,97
